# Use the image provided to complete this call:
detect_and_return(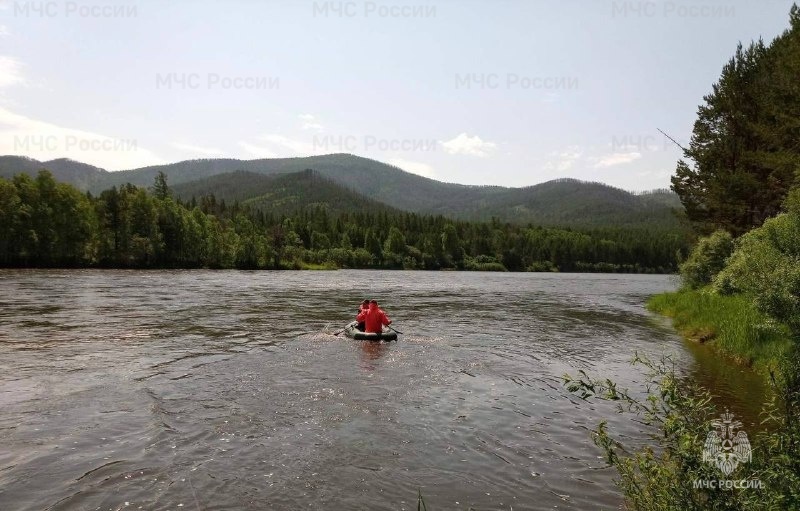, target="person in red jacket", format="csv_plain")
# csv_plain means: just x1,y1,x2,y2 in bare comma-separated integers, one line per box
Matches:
356,300,392,334
356,299,370,331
